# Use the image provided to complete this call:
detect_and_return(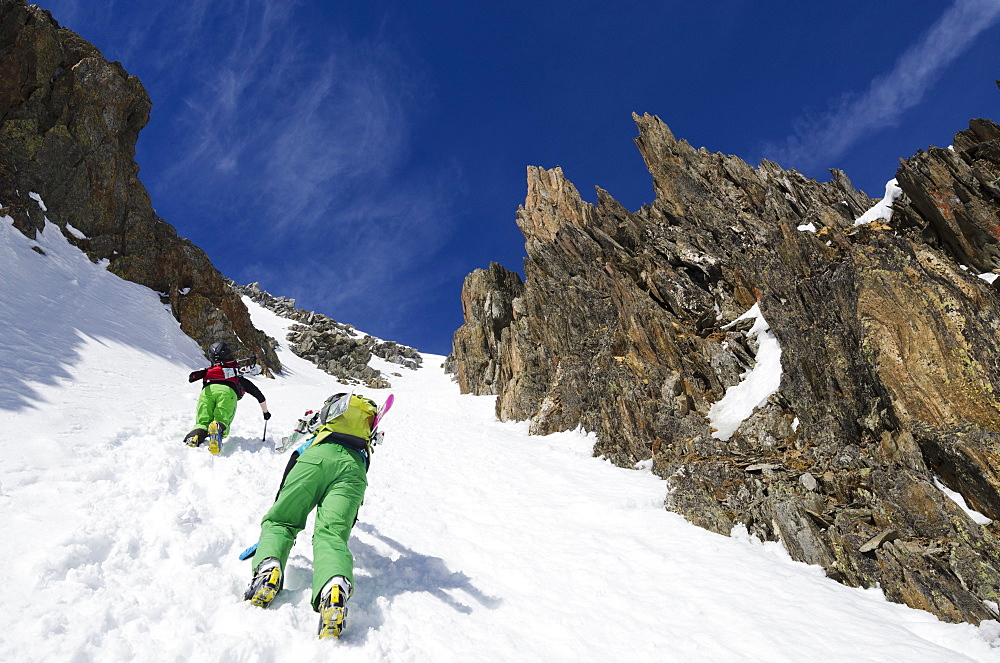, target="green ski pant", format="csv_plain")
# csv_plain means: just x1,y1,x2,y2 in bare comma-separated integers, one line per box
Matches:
195,384,238,434
252,442,368,610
